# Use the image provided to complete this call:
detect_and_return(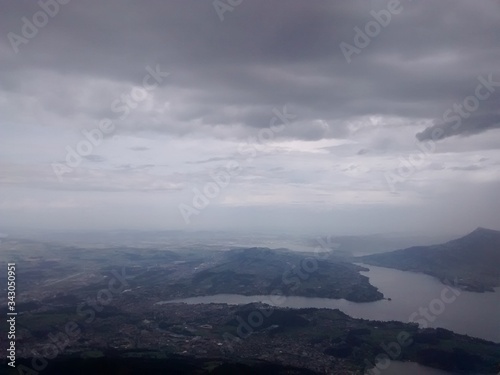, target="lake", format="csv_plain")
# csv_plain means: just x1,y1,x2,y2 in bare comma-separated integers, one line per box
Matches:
157,264,500,374
158,264,500,342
